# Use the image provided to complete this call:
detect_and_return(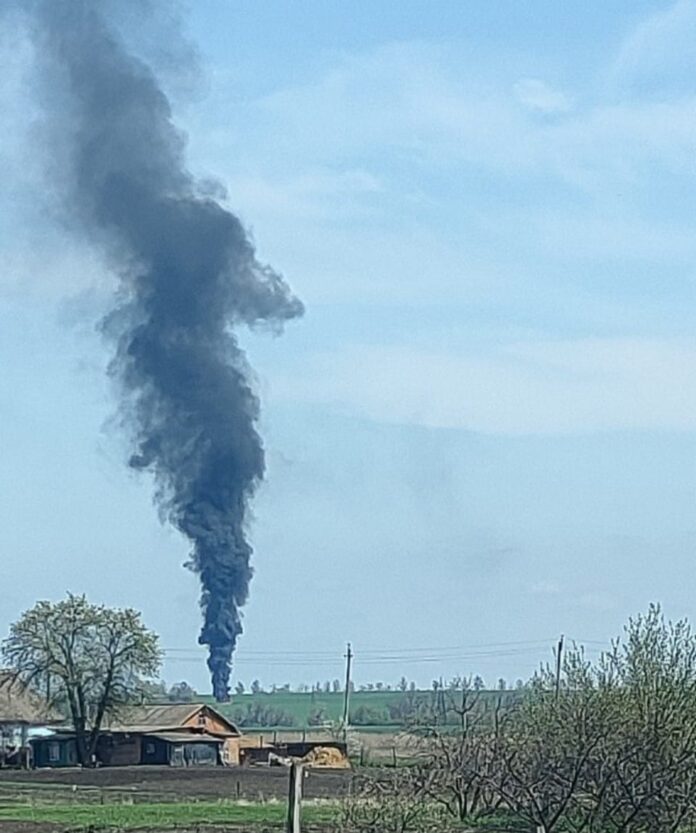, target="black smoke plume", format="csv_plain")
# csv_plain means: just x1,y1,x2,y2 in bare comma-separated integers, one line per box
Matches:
25,1,303,700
